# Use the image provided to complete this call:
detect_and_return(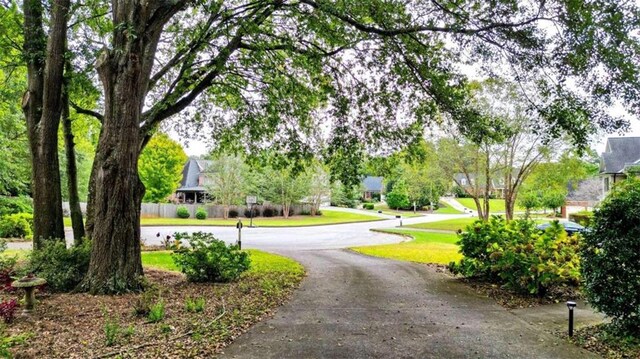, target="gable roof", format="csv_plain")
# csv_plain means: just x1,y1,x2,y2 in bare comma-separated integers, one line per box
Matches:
362,176,383,192
177,159,213,192
600,137,640,174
